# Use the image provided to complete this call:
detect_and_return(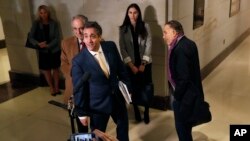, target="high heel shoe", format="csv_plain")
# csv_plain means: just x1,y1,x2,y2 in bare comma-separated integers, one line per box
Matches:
55,91,62,95
51,93,57,96
50,88,56,96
